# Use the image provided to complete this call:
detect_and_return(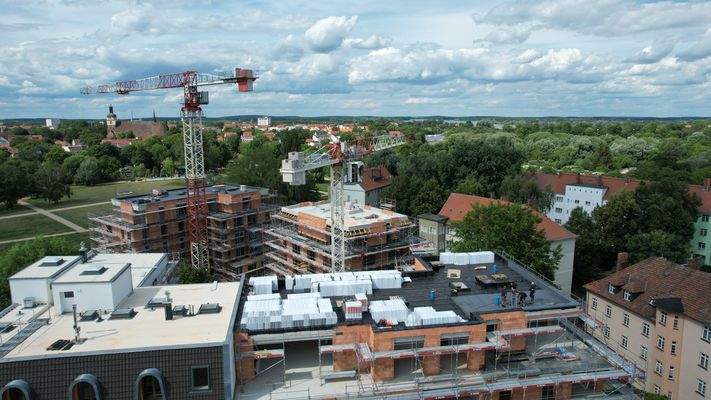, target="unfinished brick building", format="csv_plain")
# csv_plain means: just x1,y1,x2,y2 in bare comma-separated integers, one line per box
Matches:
89,184,277,278
263,201,415,275
234,252,640,400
